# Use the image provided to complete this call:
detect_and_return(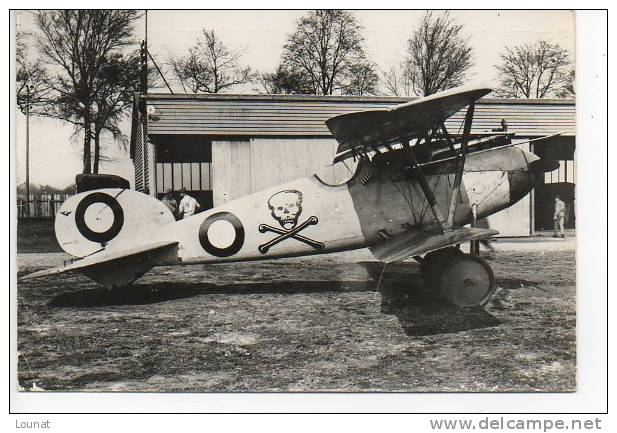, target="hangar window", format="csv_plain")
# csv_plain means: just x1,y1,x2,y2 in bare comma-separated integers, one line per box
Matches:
157,161,212,191
544,159,575,184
